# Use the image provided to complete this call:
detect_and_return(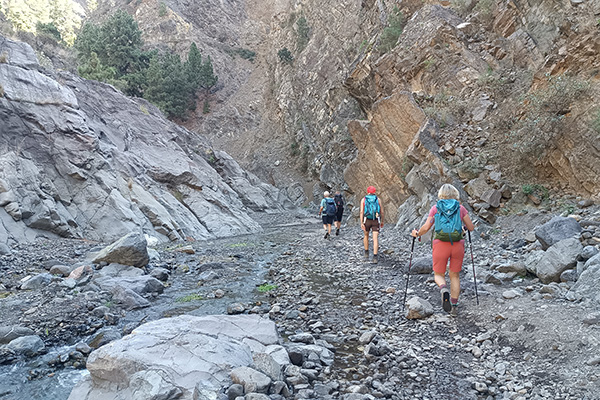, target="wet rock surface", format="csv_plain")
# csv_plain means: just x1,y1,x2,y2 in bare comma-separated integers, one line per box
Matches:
0,208,599,399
